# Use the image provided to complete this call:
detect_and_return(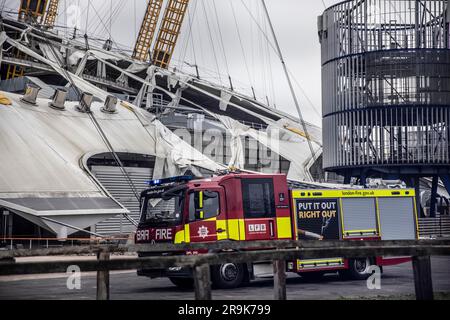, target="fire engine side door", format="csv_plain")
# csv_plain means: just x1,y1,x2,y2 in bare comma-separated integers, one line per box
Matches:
241,178,278,241
185,188,226,243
